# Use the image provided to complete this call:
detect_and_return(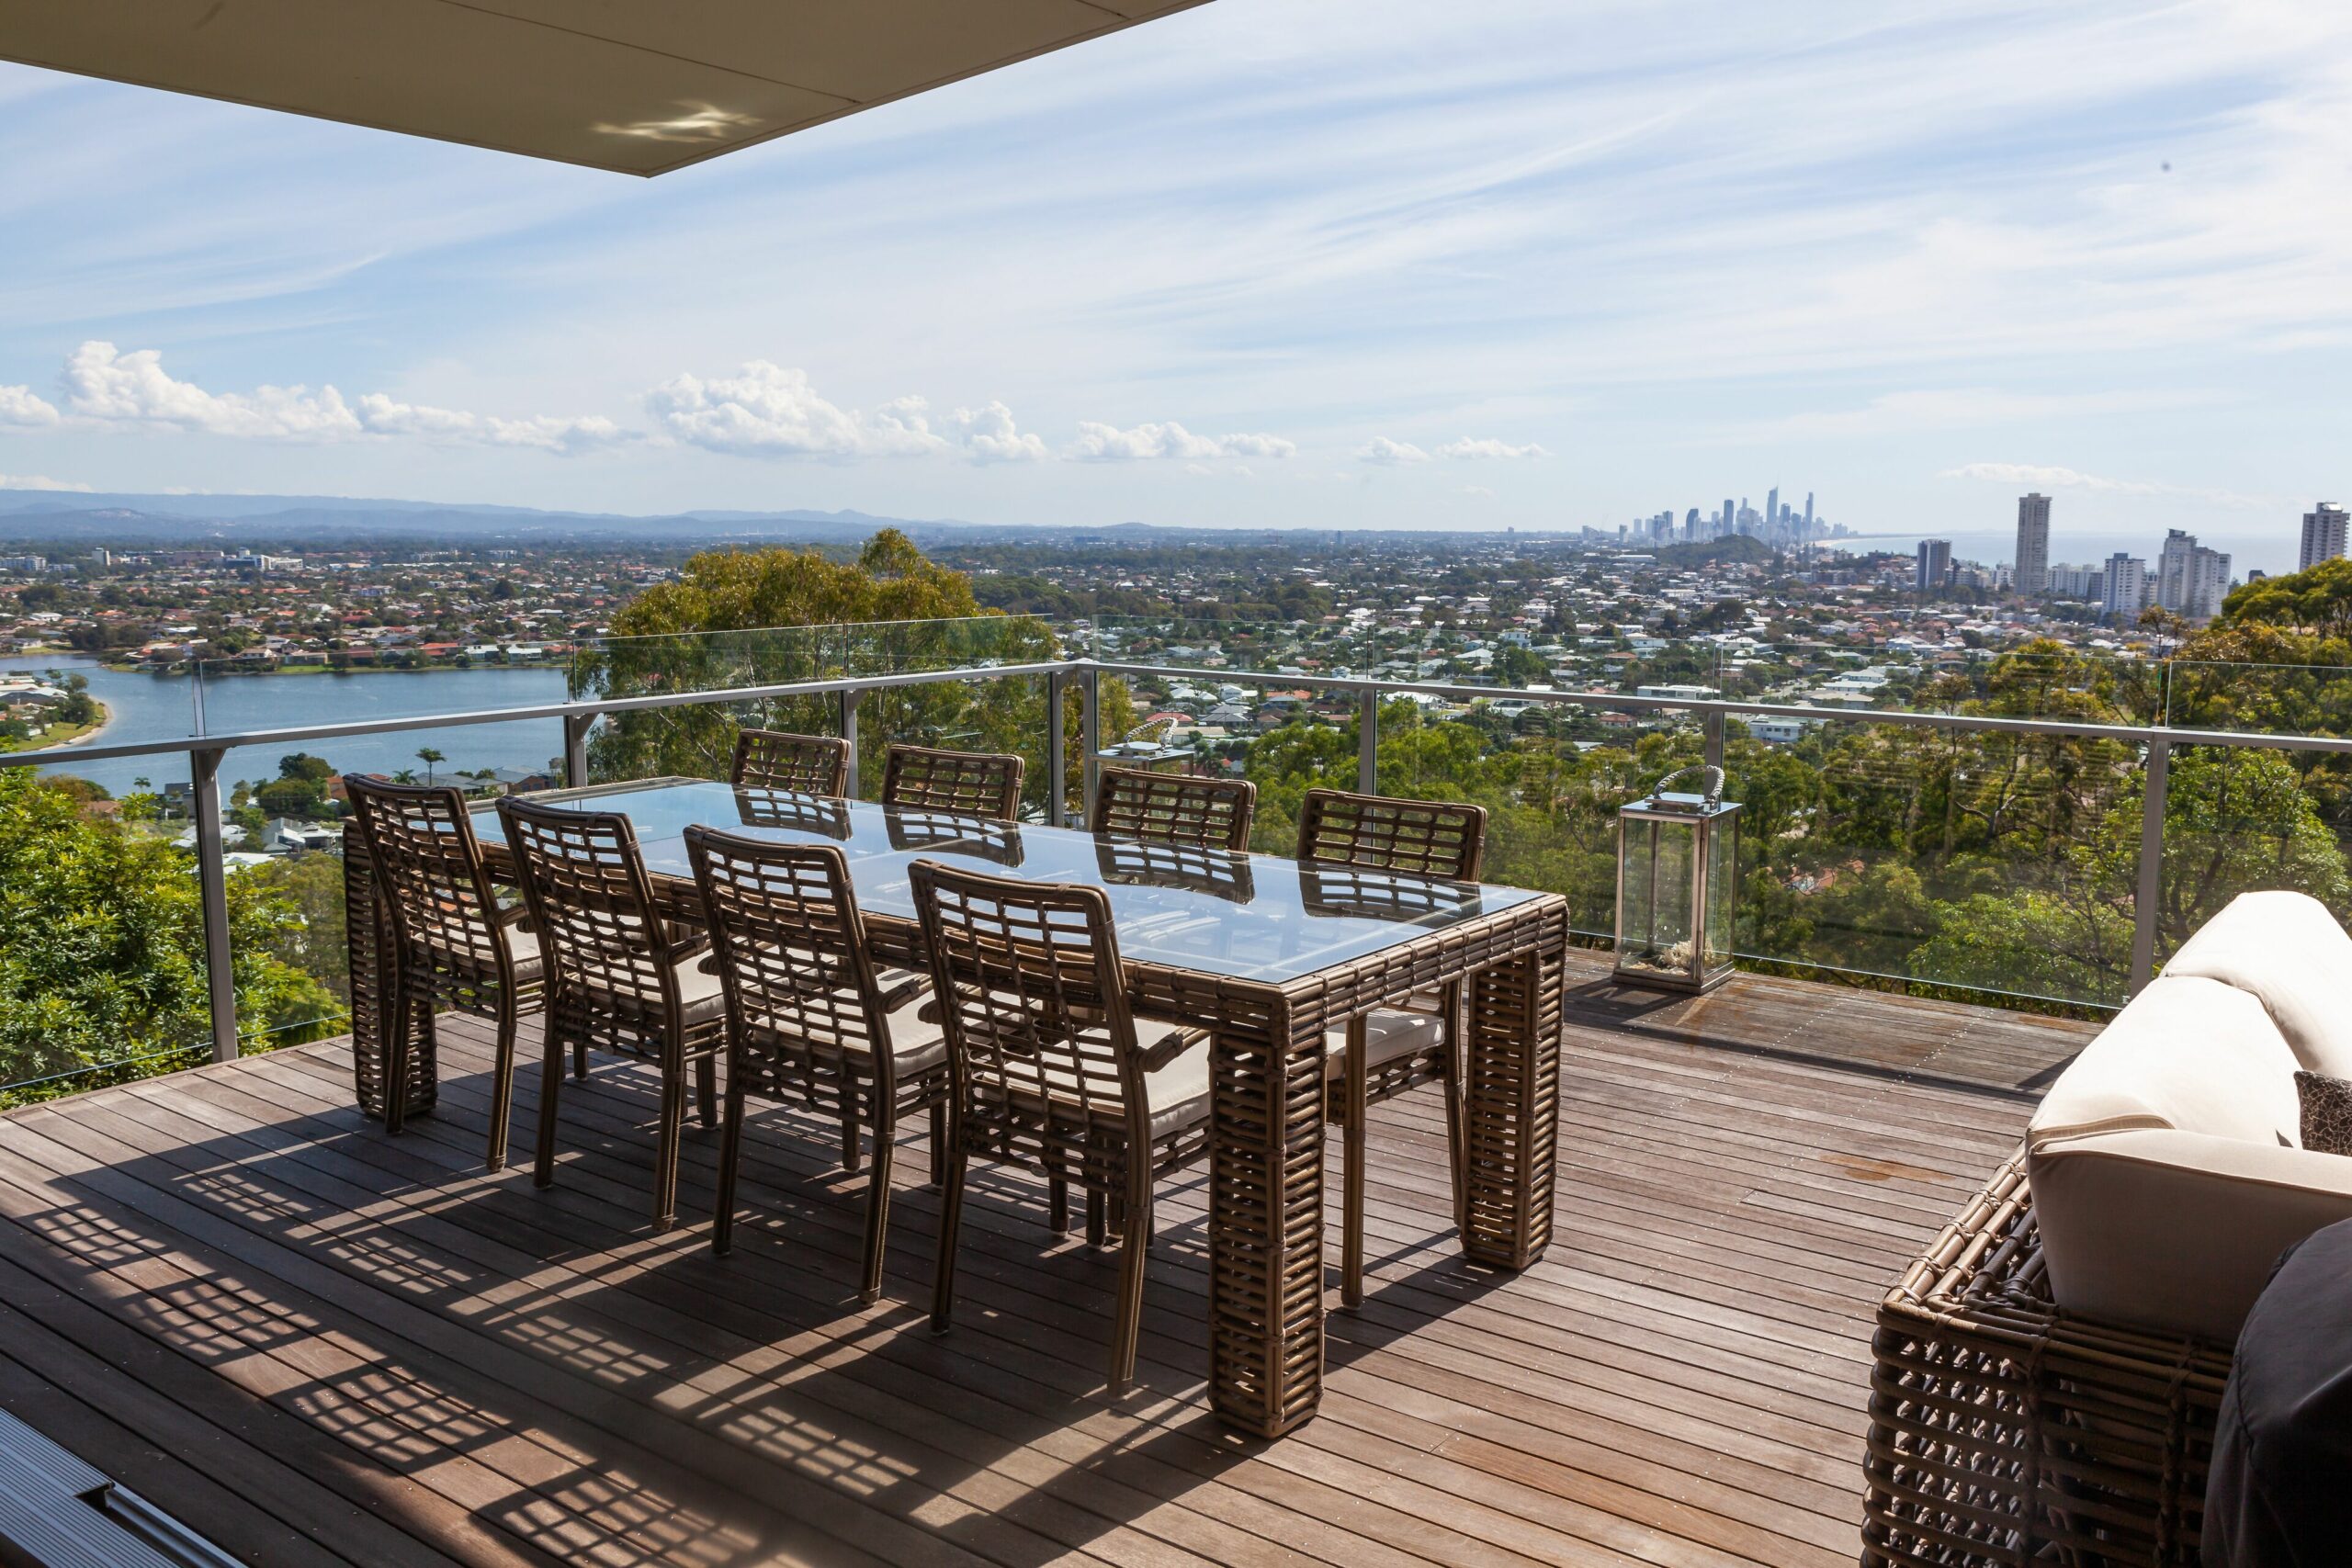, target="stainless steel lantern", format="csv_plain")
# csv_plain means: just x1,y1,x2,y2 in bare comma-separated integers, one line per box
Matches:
1614,766,1740,994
